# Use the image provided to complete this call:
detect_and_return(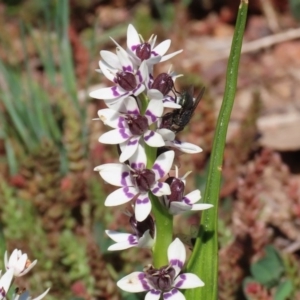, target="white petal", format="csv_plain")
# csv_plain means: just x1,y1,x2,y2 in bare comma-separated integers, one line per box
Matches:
105,230,132,243
136,60,148,84
129,143,147,167
160,49,183,62
135,194,152,222
0,269,13,296
163,289,185,300
151,182,171,197
174,273,204,289
105,231,138,251
184,190,201,204
119,137,140,162
169,202,191,215
147,89,163,101
152,40,171,56
191,204,213,211
99,129,130,144
100,50,121,69
168,238,186,276
116,46,134,73
145,99,163,120
146,55,162,66
146,290,161,300
167,140,203,154
133,84,146,96
99,60,116,82
94,163,120,172
117,272,150,292
123,96,140,114
127,24,141,53
137,230,155,248
89,86,125,100
152,151,174,180
144,130,165,147
99,164,132,187
31,288,50,300
156,129,176,141
105,187,137,206
97,108,123,128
